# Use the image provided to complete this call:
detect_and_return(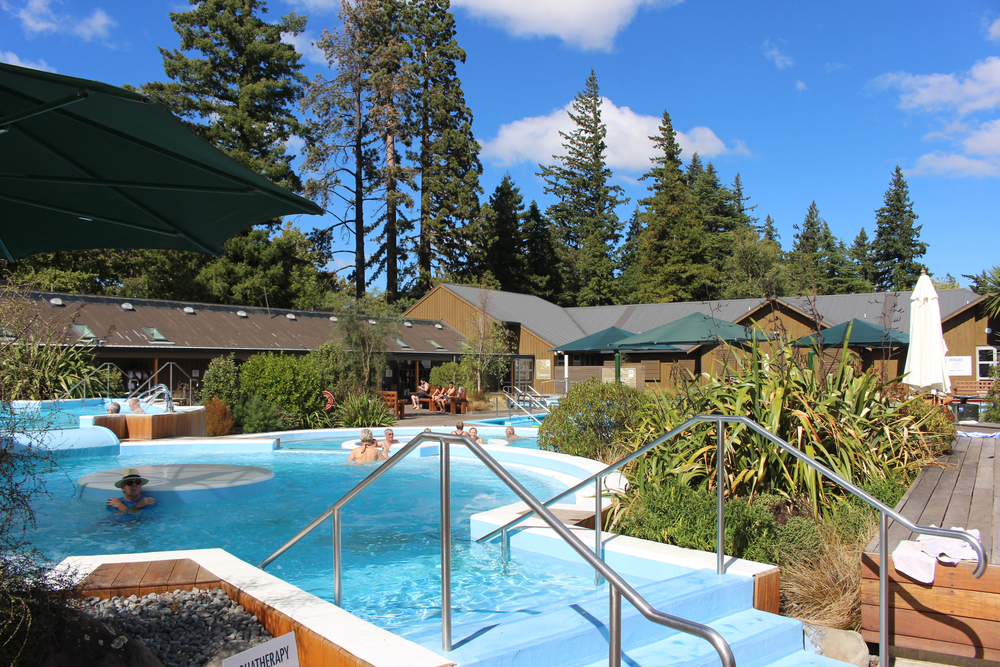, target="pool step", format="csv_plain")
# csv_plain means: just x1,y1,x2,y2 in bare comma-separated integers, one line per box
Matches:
424,568,776,667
